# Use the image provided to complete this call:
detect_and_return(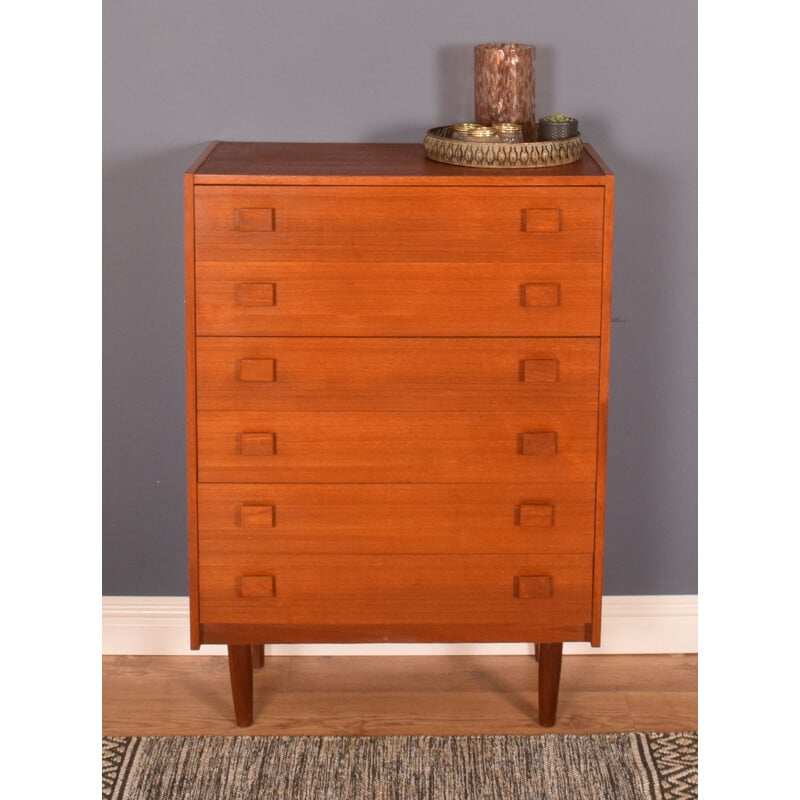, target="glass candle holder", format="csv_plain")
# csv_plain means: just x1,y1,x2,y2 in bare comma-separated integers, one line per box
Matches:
474,43,535,133
492,123,524,142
